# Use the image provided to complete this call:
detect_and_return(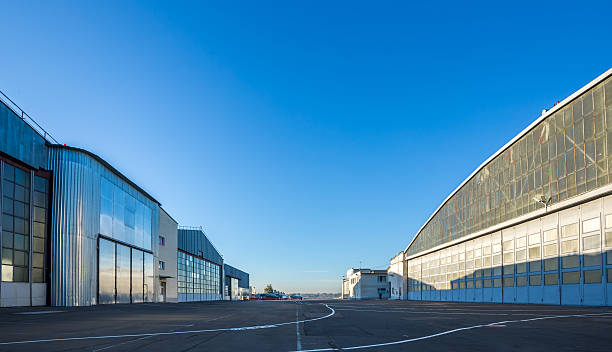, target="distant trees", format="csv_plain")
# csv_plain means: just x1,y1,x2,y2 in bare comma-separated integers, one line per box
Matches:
264,284,274,293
